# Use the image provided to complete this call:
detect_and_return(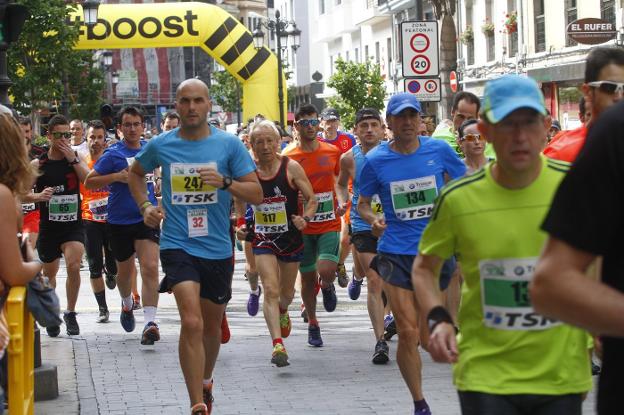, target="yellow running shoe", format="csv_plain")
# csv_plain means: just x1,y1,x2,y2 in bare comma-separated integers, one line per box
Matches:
271,343,289,367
